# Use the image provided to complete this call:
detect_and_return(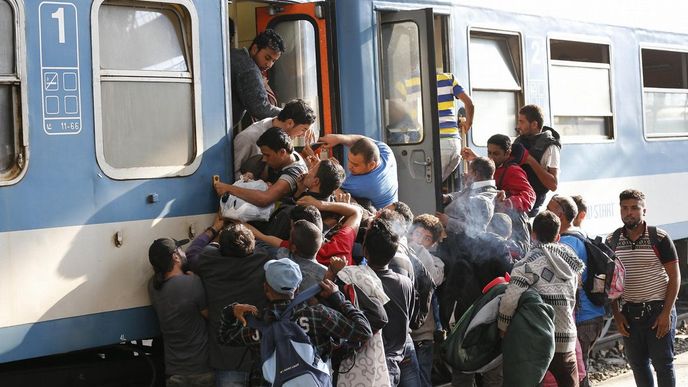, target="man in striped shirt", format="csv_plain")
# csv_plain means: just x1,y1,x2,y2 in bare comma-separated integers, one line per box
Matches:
608,189,680,387
395,73,475,181
436,73,474,181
